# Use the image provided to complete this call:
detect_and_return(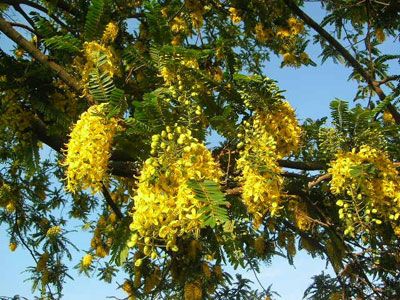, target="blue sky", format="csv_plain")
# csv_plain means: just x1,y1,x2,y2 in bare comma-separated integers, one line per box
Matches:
0,2,398,299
